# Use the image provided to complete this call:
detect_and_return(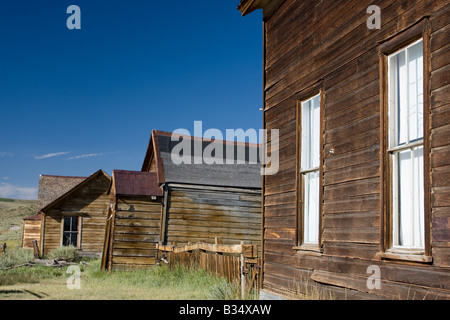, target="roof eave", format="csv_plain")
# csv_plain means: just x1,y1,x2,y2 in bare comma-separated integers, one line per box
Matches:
141,130,165,185
237,0,259,16
237,0,286,19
